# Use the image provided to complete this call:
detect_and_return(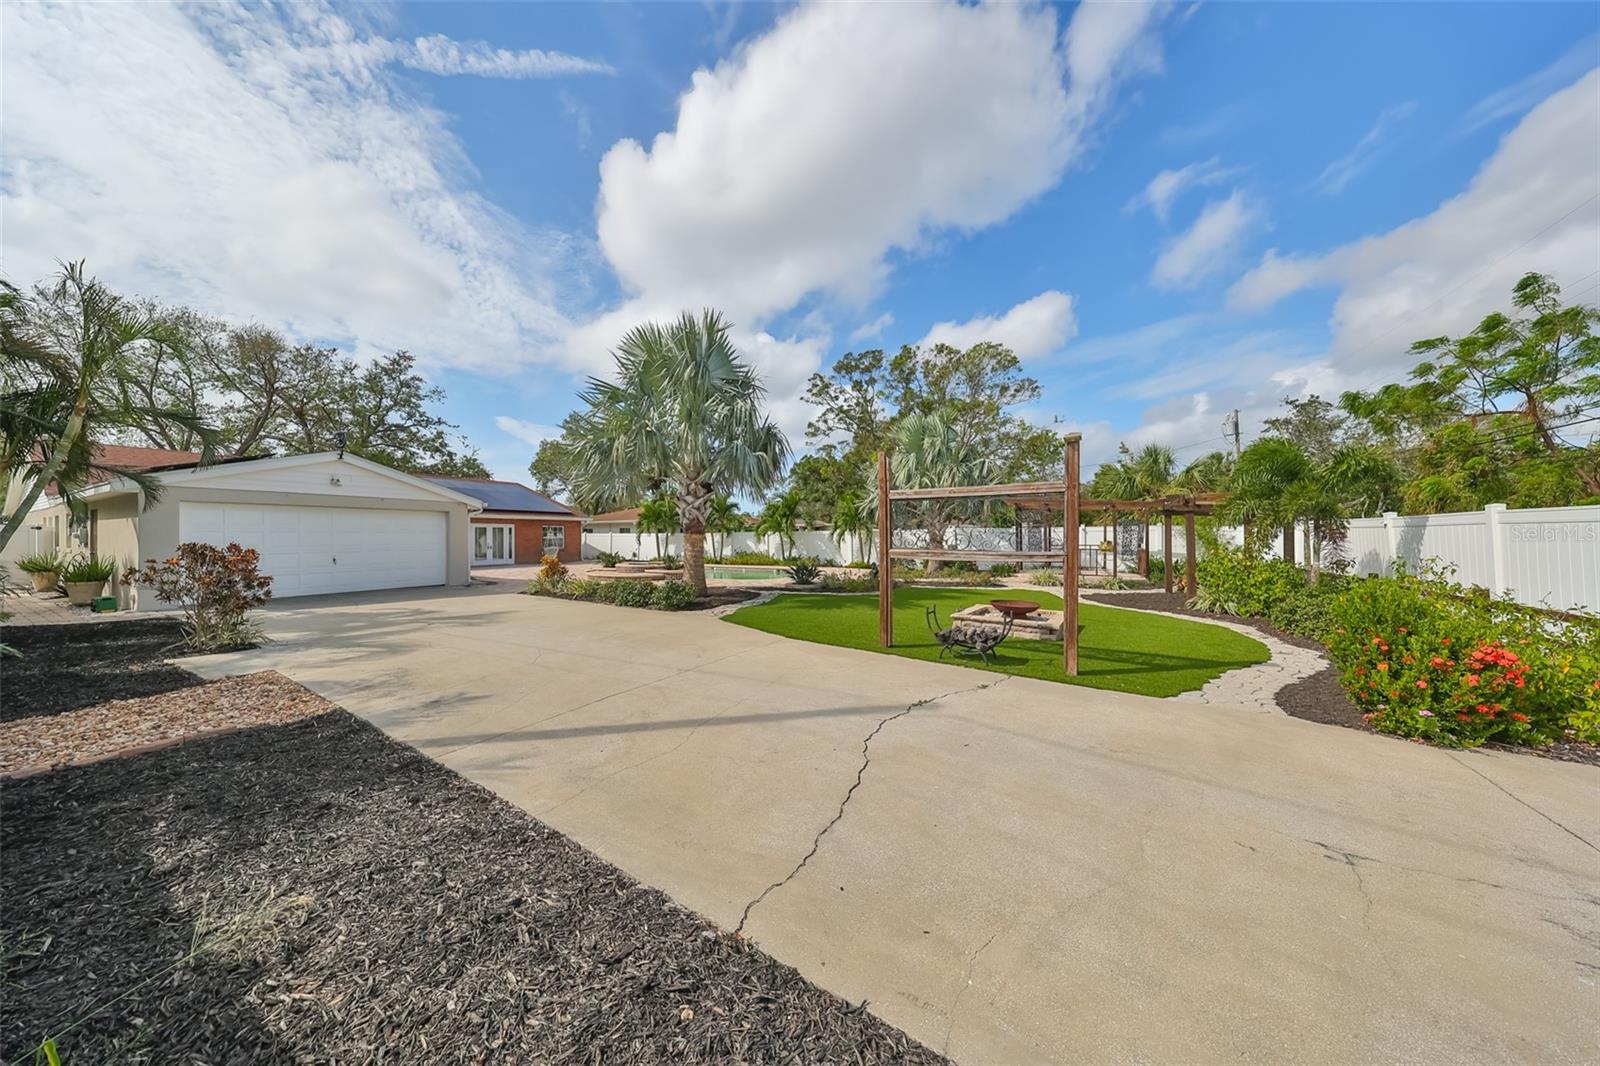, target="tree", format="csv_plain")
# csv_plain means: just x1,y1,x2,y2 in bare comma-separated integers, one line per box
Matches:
1262,395,1354,463
888,410,992,569
705,493,743,561
411,450,492,479
528,434,579,500
0,262,219,551
786,449,864,527
636,493,679,561
564,311,789,594
756,489,803,558
830,489,873,563
1342,271,1600,504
